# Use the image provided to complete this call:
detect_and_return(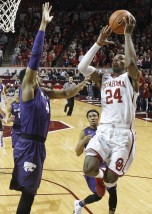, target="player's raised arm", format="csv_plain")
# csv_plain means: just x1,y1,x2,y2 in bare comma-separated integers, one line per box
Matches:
78,26,114,82
22,2,53,102
124,15,140,85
